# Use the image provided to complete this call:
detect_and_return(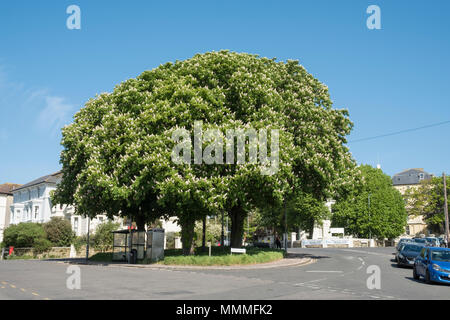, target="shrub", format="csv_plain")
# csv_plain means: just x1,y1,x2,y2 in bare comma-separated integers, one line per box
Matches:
33,238,53,254
3,223,46,248
73,234,96,253
43,217,75,247
93,221,120,252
